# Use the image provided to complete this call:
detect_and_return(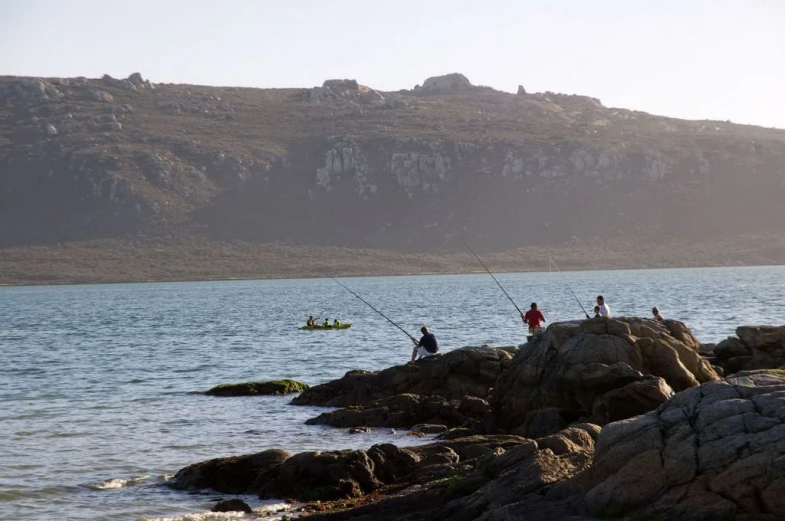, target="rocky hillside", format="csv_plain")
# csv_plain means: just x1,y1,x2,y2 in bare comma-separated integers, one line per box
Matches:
2,72,785,282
